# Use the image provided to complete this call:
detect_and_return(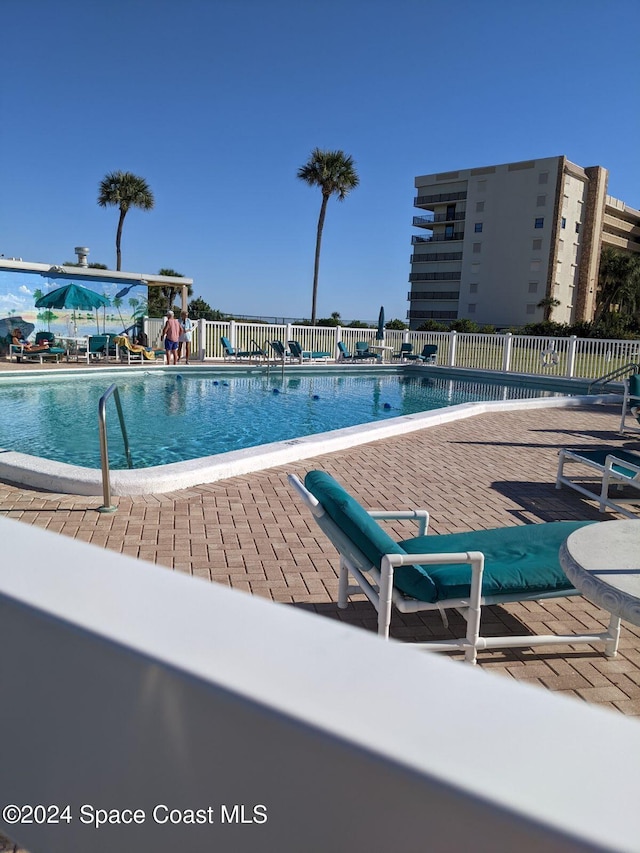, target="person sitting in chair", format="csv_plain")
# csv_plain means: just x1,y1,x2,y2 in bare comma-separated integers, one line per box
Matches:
12,329,50,351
